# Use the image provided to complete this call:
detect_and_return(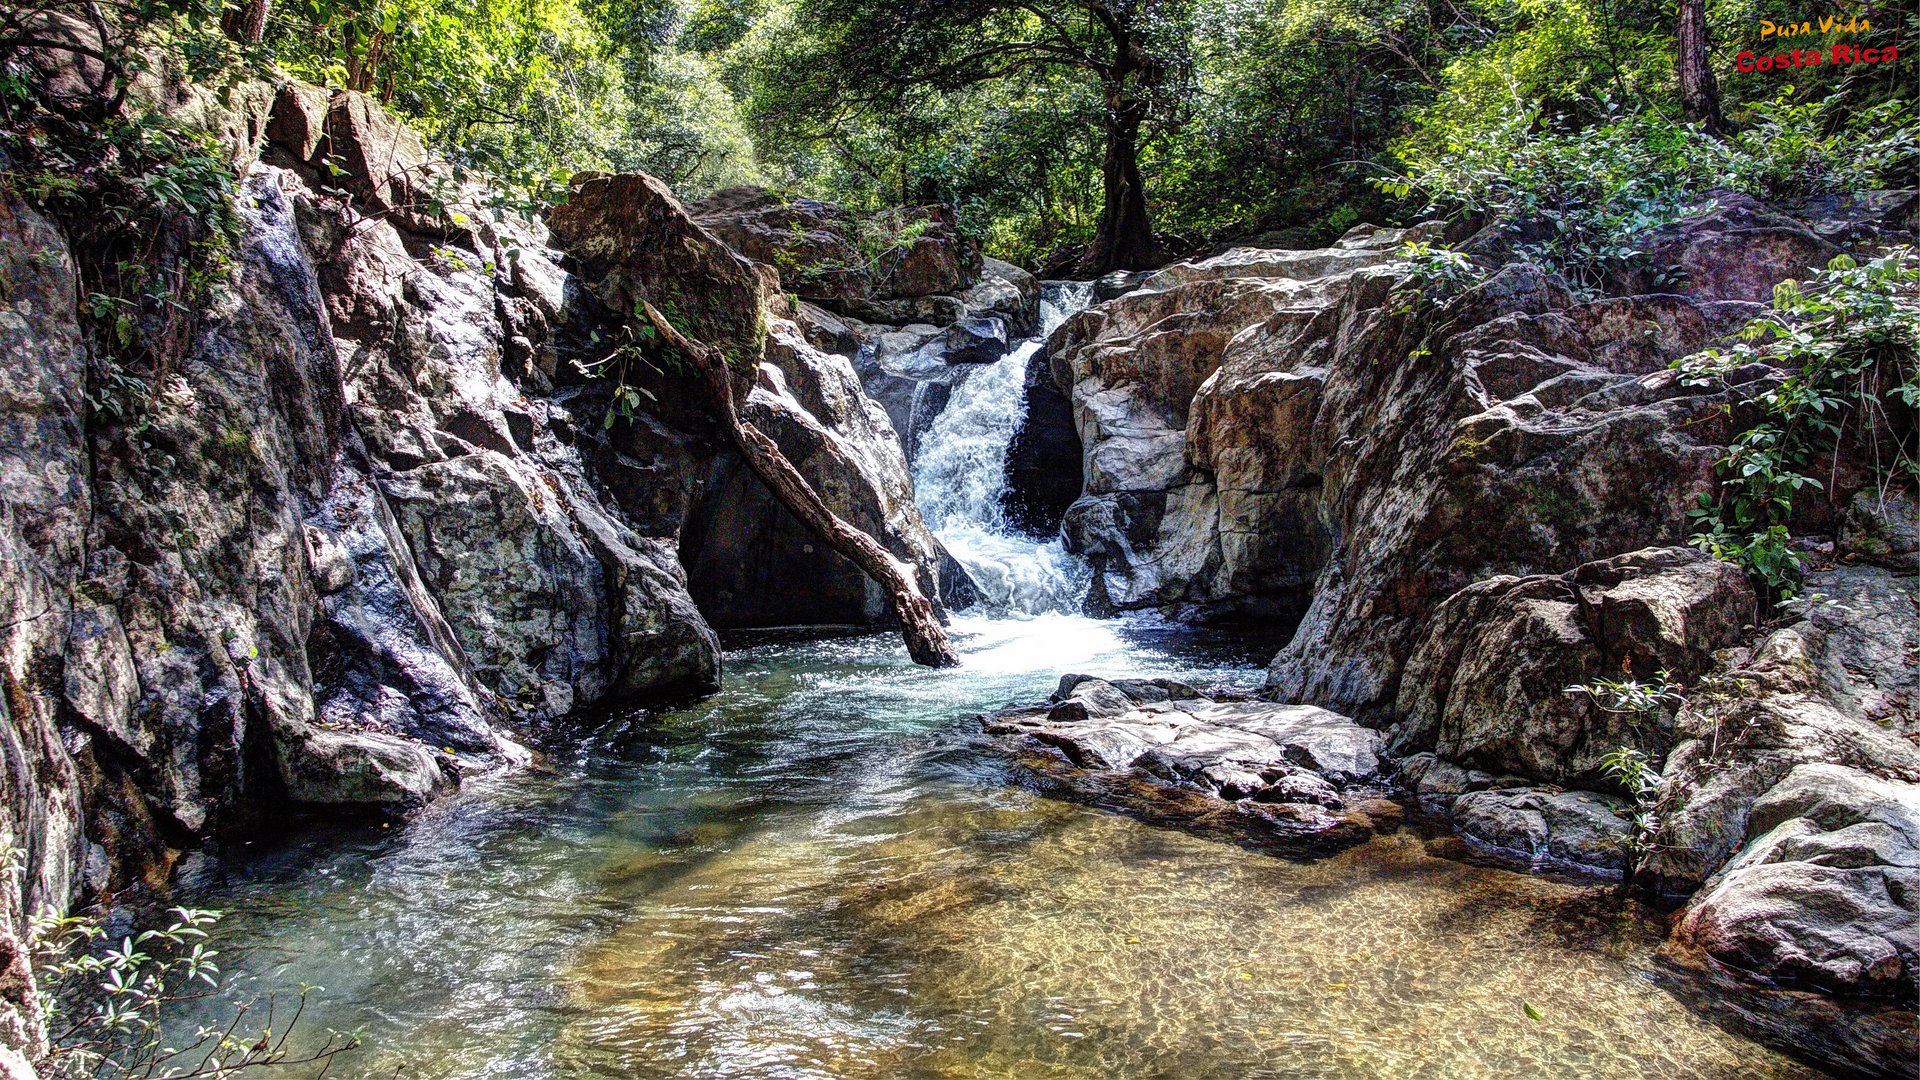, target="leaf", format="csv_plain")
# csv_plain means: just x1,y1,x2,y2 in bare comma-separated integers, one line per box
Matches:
1522,1000,1543,1022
